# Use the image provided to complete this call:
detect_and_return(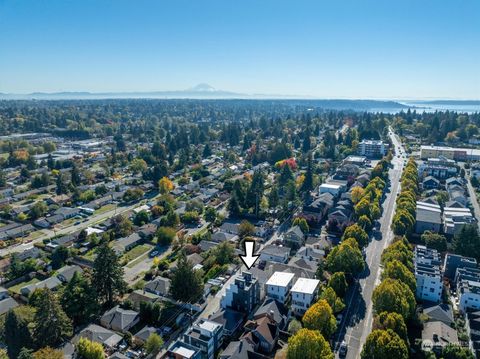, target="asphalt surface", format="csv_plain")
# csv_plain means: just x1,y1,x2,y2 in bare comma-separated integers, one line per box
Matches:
334,129,405,358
